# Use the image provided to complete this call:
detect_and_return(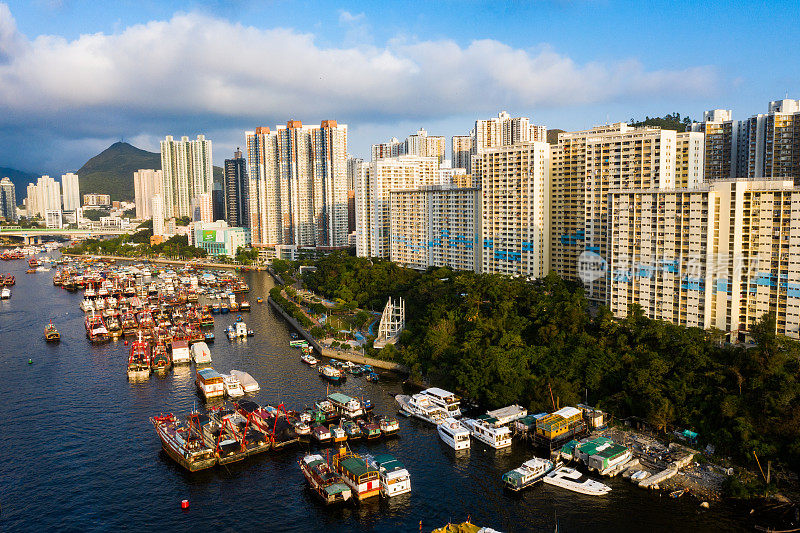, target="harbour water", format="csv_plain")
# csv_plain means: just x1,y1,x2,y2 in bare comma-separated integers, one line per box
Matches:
0,256,746,532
